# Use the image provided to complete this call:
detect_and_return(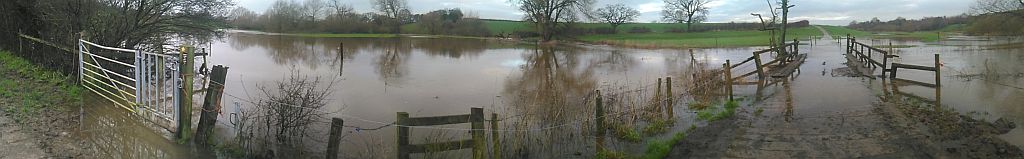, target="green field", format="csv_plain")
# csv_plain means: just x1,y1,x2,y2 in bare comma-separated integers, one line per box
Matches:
576,26,823,48
819,24,965,42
